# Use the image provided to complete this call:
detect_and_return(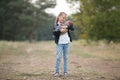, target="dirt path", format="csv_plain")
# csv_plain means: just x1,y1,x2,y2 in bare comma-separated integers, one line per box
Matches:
0,41,120,80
